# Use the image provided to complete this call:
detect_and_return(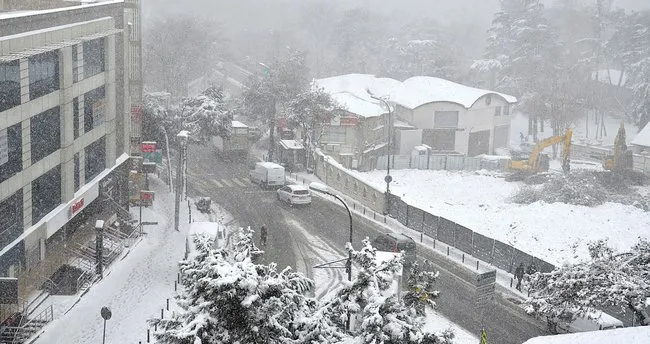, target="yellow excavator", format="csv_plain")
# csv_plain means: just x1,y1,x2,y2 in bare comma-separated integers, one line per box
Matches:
508,129,573,179
602,123,633,172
